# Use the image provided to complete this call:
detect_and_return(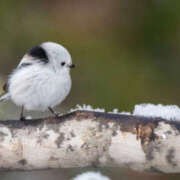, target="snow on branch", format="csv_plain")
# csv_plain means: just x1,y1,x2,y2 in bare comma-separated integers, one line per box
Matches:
0,104,180,173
